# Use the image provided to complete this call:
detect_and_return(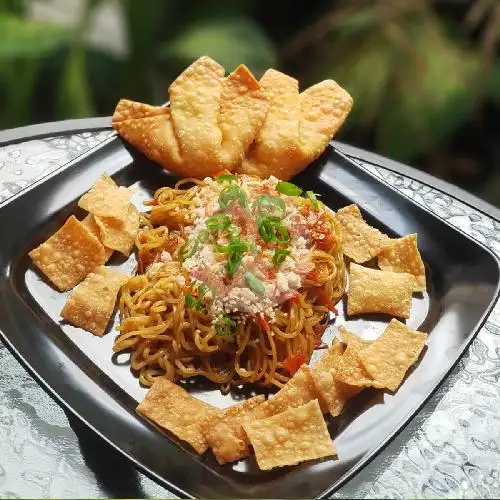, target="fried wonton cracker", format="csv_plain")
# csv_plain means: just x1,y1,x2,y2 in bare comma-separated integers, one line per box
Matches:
137,377,220,454
29,215,107,291
169,56,225,170
81,214,114,261
256,365,322,417
299,79,353,166
356,319,428,392
218,64,269,165
238,71,352,180
237,69,303,179
244,399,335,470
200,395,265,464
338,325,373,350
378,233,426,292
94,205,139,256
113,105,183,169
347,263,414,318
335,204,390,263
114,57,268,178
60,266,127,336
78,174,132,223
332,344,381,388
310,339,358,416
